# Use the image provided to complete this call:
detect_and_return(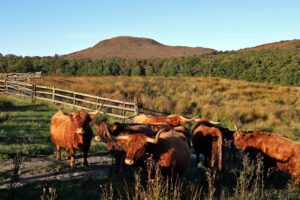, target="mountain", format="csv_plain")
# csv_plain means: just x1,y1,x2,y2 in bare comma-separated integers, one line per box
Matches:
65,36,216,59
239,39,300,51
